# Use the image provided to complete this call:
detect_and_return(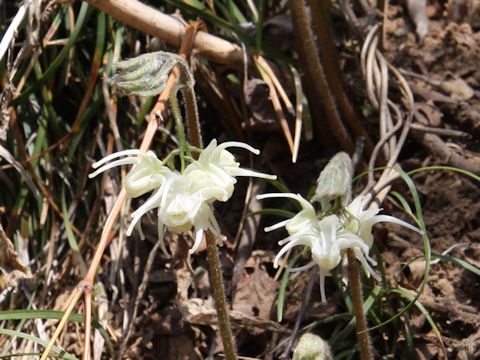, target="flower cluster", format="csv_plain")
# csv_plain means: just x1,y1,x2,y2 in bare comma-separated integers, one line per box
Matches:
258,193,422,302
90,139,276,256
